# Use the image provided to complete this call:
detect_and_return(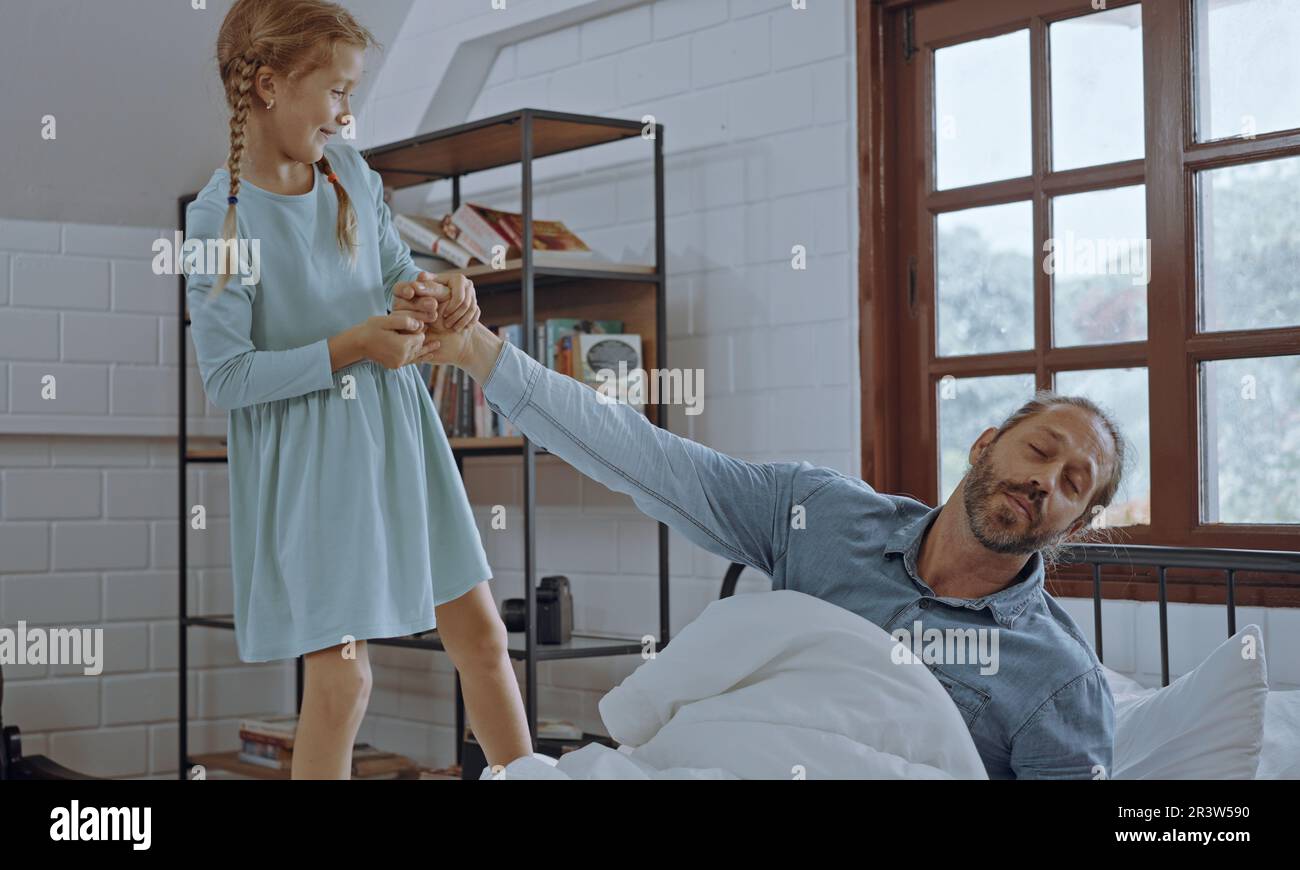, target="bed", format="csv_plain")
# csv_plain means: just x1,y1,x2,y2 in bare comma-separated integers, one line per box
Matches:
484,543,1300,780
